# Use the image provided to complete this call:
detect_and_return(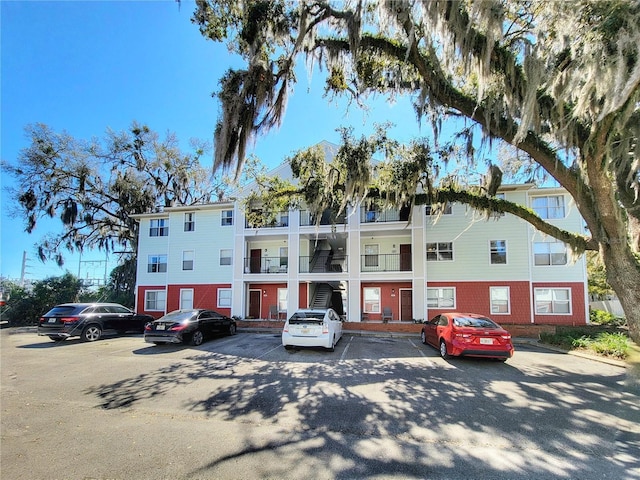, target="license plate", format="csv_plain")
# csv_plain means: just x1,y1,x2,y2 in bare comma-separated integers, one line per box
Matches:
480,338,494,345
48,318,56,323
156,324,165,330
301,328,309,334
